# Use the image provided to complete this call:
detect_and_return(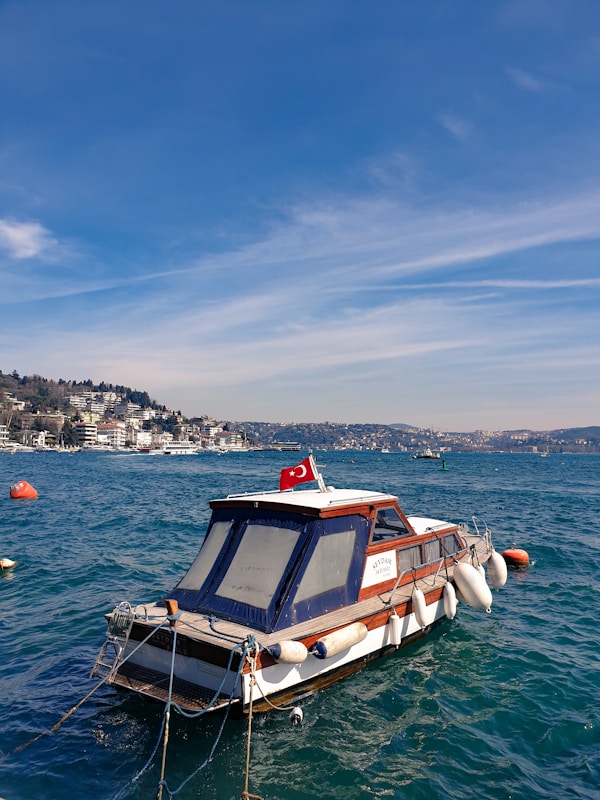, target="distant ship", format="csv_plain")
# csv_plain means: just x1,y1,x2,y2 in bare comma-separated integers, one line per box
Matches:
412,447,440,460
